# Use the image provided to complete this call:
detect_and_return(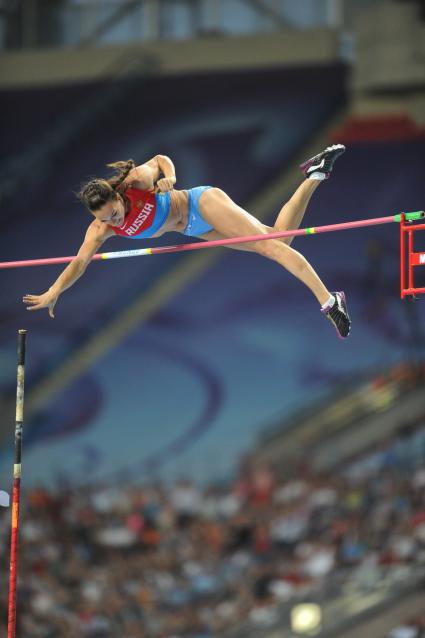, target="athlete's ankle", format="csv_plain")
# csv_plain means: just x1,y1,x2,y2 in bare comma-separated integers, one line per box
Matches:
321,294,336,311
309,171,326,181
